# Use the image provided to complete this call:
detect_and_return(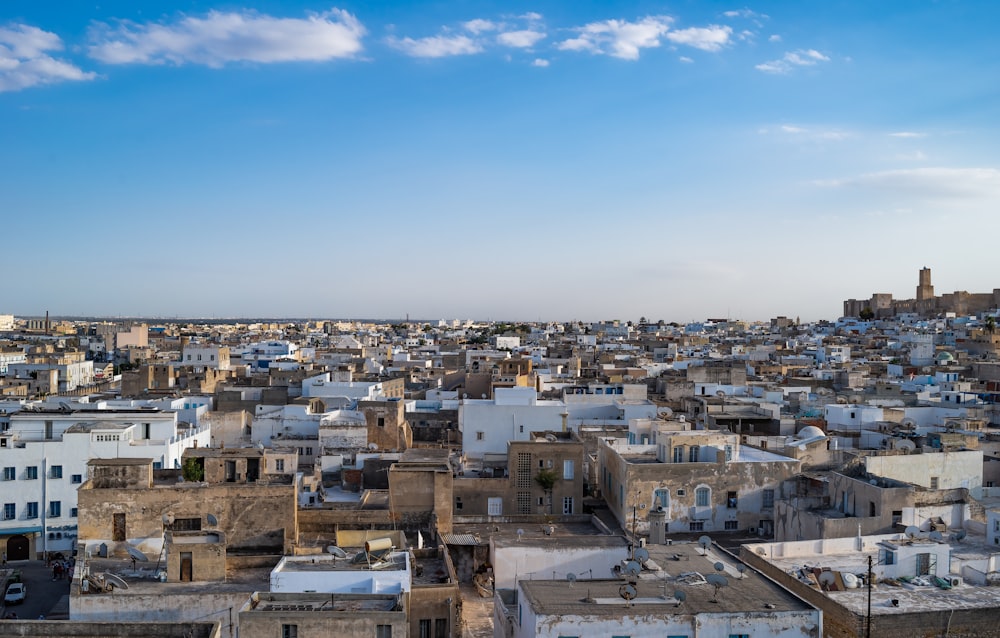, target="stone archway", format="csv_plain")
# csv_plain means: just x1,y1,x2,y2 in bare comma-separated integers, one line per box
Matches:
6,534,30,561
